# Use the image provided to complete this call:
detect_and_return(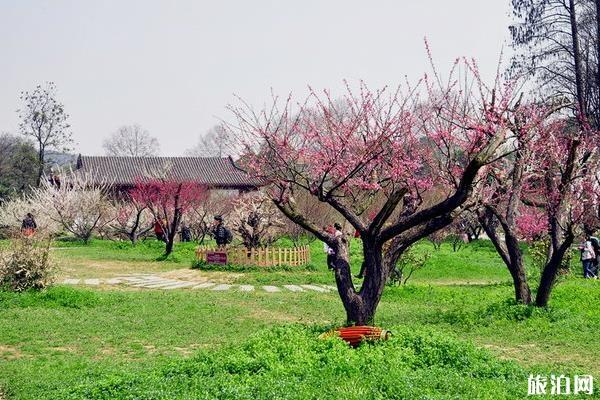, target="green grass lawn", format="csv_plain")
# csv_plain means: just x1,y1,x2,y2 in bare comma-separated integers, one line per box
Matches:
1,237,598,399
49,237,514,285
